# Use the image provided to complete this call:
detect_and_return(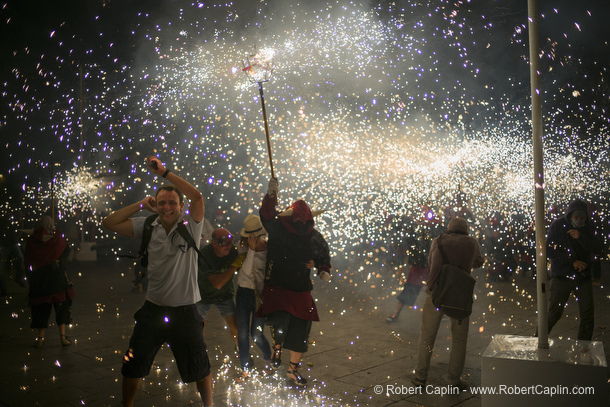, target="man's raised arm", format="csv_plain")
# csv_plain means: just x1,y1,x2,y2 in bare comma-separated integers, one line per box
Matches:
102,196,155,237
